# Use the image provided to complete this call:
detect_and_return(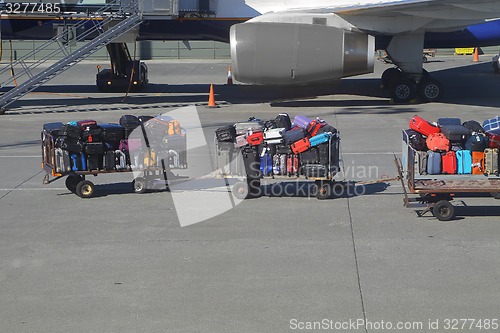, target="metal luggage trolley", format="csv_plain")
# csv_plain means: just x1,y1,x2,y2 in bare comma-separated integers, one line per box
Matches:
398,131,500,220
41,126,188,198
214,133,343,200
